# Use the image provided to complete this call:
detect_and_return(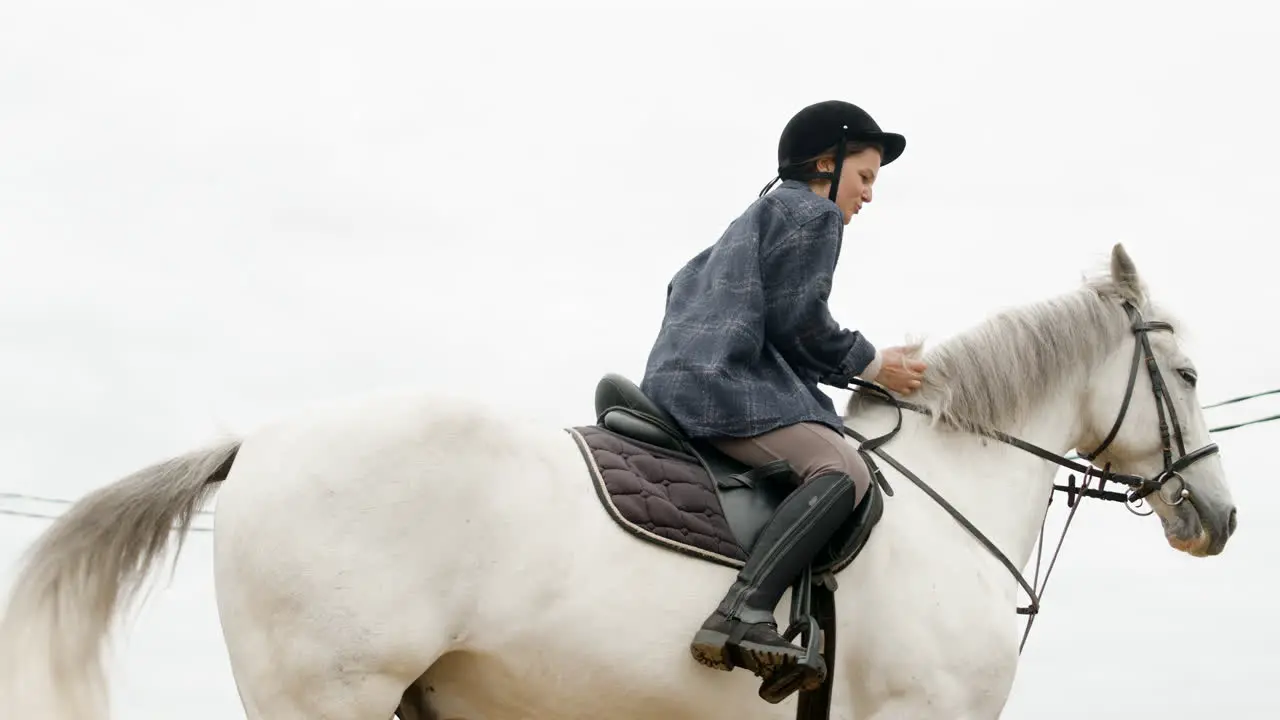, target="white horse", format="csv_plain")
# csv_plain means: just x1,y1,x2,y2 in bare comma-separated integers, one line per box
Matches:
0,243,1237,720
